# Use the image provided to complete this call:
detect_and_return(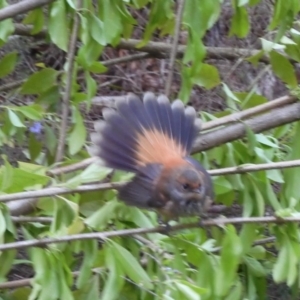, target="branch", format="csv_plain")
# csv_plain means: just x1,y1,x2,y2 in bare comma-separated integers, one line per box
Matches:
55,0,82,162
47,157,97,176
117,39,273,64
0,216,298,252
2,158,300,203
0,182,124,202
209,159,300,176
11,216,52,223
0,0,54,21
164,0,185,96
103,53,151,66
201,95,297,131
193,102,300,152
